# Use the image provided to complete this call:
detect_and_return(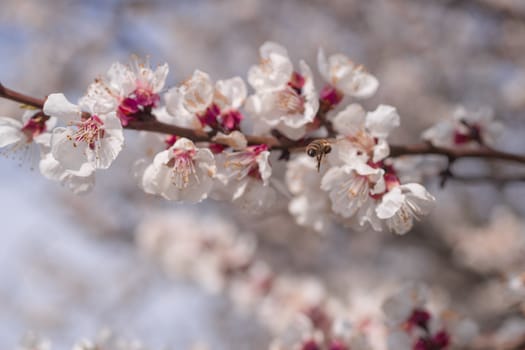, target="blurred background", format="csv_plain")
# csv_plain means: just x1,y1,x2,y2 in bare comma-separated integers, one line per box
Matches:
1,0,525,349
